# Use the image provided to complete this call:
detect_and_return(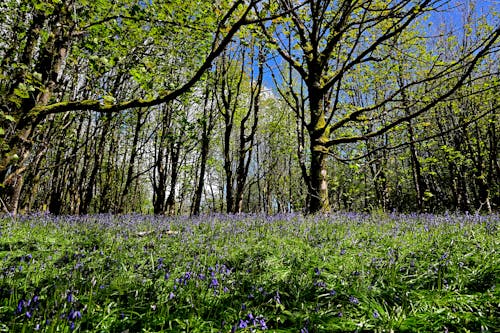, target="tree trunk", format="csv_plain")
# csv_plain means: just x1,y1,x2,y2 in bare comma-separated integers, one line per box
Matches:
120,110,144,212
309,143,329,213
165,142,180,216
307,86,330,214
192,135,209,216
